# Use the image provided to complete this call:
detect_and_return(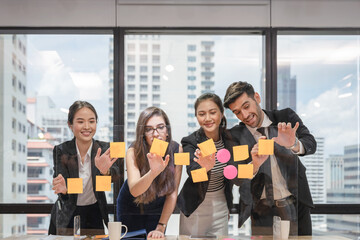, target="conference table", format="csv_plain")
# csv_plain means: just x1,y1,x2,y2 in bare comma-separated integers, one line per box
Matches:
1,235,352,240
